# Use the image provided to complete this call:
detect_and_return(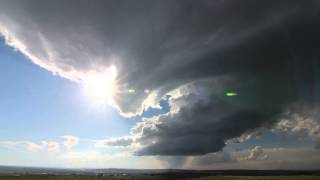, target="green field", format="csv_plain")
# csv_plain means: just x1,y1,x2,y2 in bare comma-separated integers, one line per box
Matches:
0,175,320,180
